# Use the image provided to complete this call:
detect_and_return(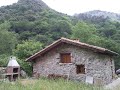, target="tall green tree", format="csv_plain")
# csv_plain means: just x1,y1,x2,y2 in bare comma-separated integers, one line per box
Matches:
13,40,44,76
0,22,17,54
50,20,72,40
71,21,97,42
13,40,43,59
